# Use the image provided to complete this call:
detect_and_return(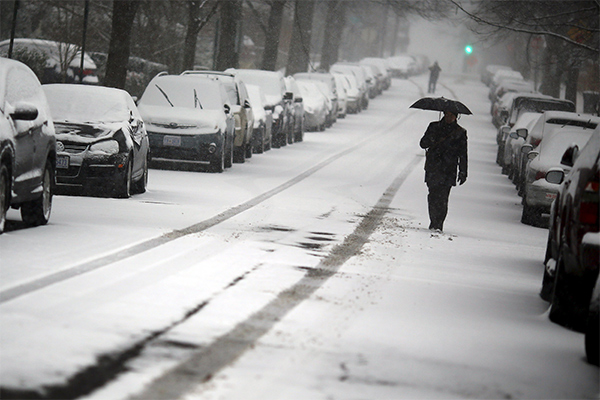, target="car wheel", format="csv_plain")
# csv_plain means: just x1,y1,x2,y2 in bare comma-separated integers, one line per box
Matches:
549,255,587,331
224,135,233,169
210,142,225,173
585,295,599,365
132,156,148,194
233,146,245,163
0,164,8,234
114,157,132,198
20,161,53,226
253,131,264,154
521,203,541,226
245,141,253,158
